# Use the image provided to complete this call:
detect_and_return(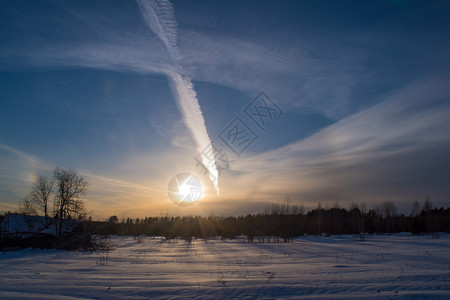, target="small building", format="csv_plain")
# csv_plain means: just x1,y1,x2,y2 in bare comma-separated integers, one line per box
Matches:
0,214,79,238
